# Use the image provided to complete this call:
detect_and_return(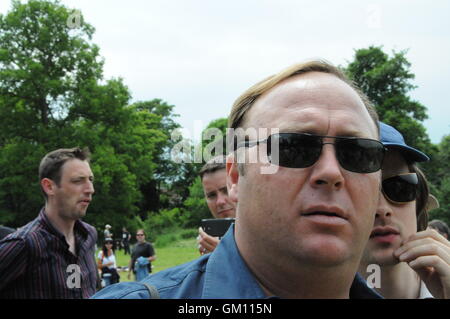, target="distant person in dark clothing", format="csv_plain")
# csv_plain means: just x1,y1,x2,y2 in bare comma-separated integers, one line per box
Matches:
0,226,15,240
0,147,97,298
128,229,156,281
121,227,131,255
